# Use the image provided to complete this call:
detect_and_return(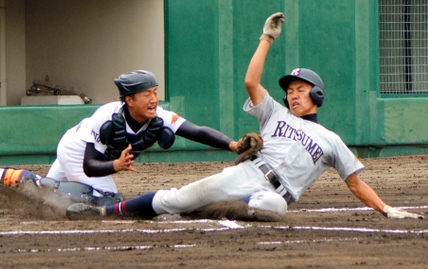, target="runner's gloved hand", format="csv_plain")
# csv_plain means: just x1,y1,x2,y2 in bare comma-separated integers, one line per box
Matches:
383,205,424,219
260,12,285,43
